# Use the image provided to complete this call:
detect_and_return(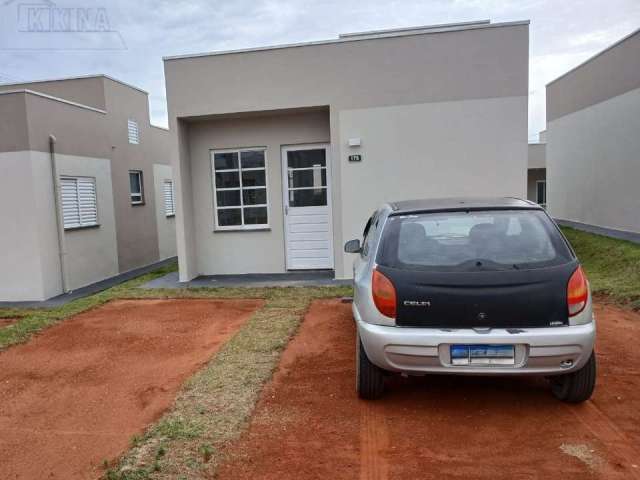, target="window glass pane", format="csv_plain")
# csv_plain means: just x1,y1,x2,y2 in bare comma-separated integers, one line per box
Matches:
215,171,240,188
242,188,267,205
287,149,326,168
240,150,265,169
244,207,268,225
214,152,238,170
129,172,141,194
378,210,573,271
217,189,241,207
289,188,327,207
242,169,266,187
288,168,326,188
218,208,242,226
